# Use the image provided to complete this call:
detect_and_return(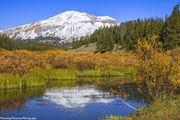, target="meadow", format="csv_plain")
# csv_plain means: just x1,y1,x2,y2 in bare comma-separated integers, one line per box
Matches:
0,50,136,89
0,44,179,120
